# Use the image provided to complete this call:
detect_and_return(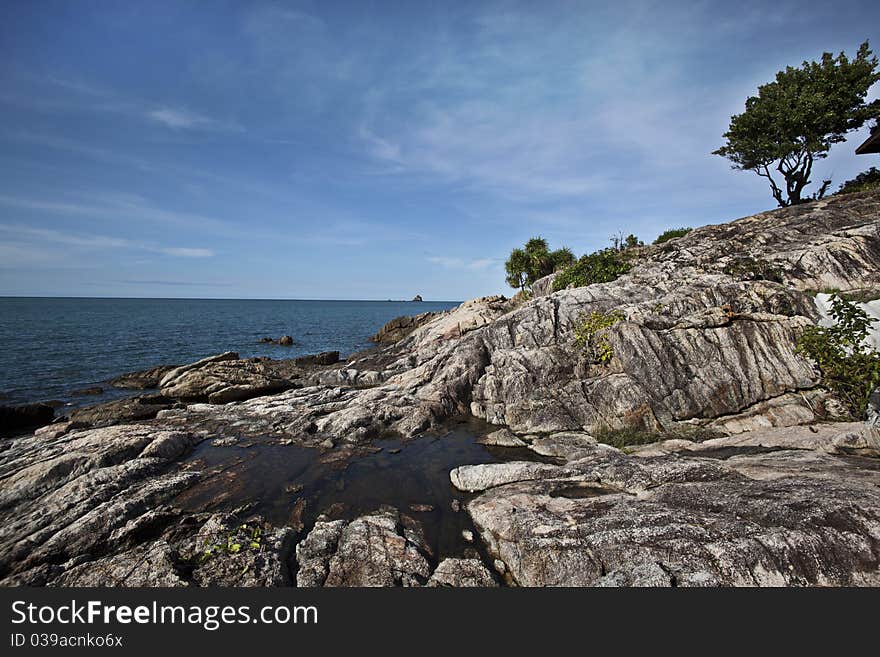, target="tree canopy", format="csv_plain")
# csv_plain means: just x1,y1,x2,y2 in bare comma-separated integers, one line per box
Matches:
714,41,880,207
504,237,575,292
